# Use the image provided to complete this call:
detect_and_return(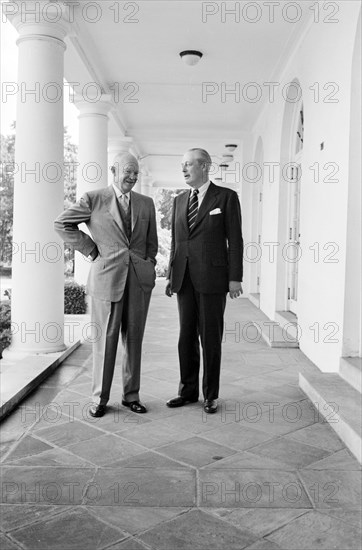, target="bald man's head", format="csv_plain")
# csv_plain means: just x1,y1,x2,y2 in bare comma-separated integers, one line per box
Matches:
111,153,139,193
